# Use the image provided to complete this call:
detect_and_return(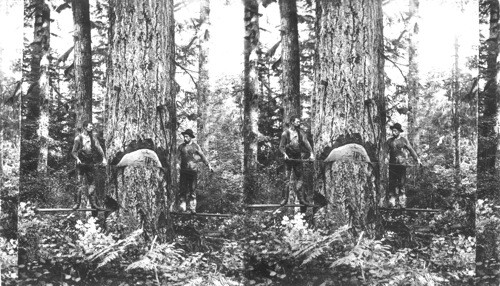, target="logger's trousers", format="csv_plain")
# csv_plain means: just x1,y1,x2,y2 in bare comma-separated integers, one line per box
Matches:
179,169,198,212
